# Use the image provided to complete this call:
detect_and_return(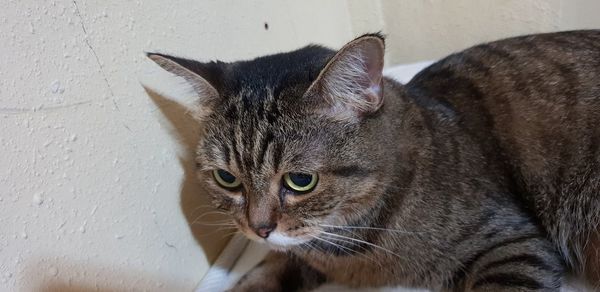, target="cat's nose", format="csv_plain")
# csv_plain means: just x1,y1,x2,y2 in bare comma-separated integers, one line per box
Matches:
251,223,277,238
